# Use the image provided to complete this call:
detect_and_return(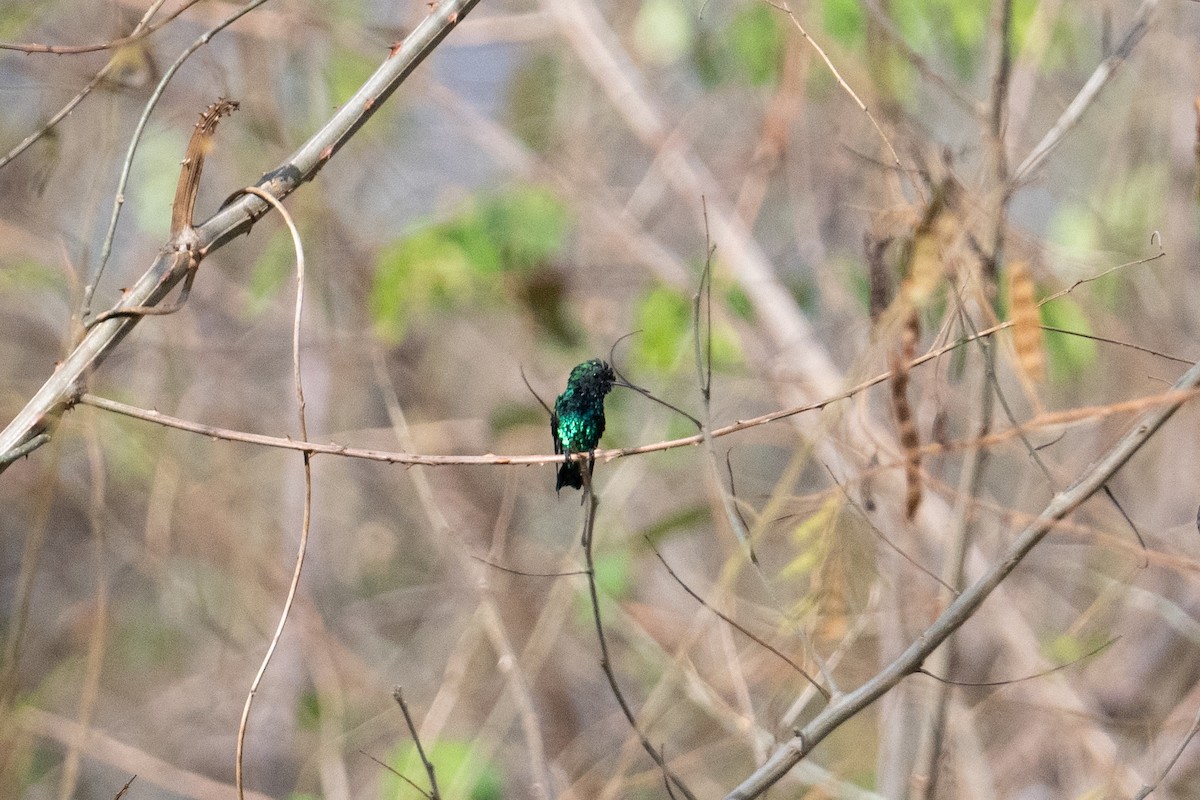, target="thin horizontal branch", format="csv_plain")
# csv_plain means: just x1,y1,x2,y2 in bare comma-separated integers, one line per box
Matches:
0,0,203,54
70,254,1155,475
0,0,481,474
0,0,176,171
78,380,1198,472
